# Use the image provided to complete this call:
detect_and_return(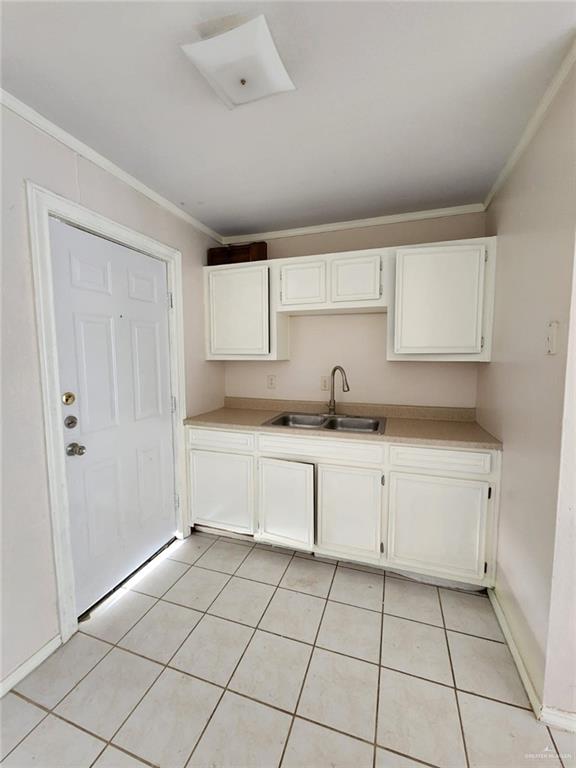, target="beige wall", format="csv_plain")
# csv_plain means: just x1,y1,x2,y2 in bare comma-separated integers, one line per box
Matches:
0,105,225,684
225,212,485,407
476,68,576,707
